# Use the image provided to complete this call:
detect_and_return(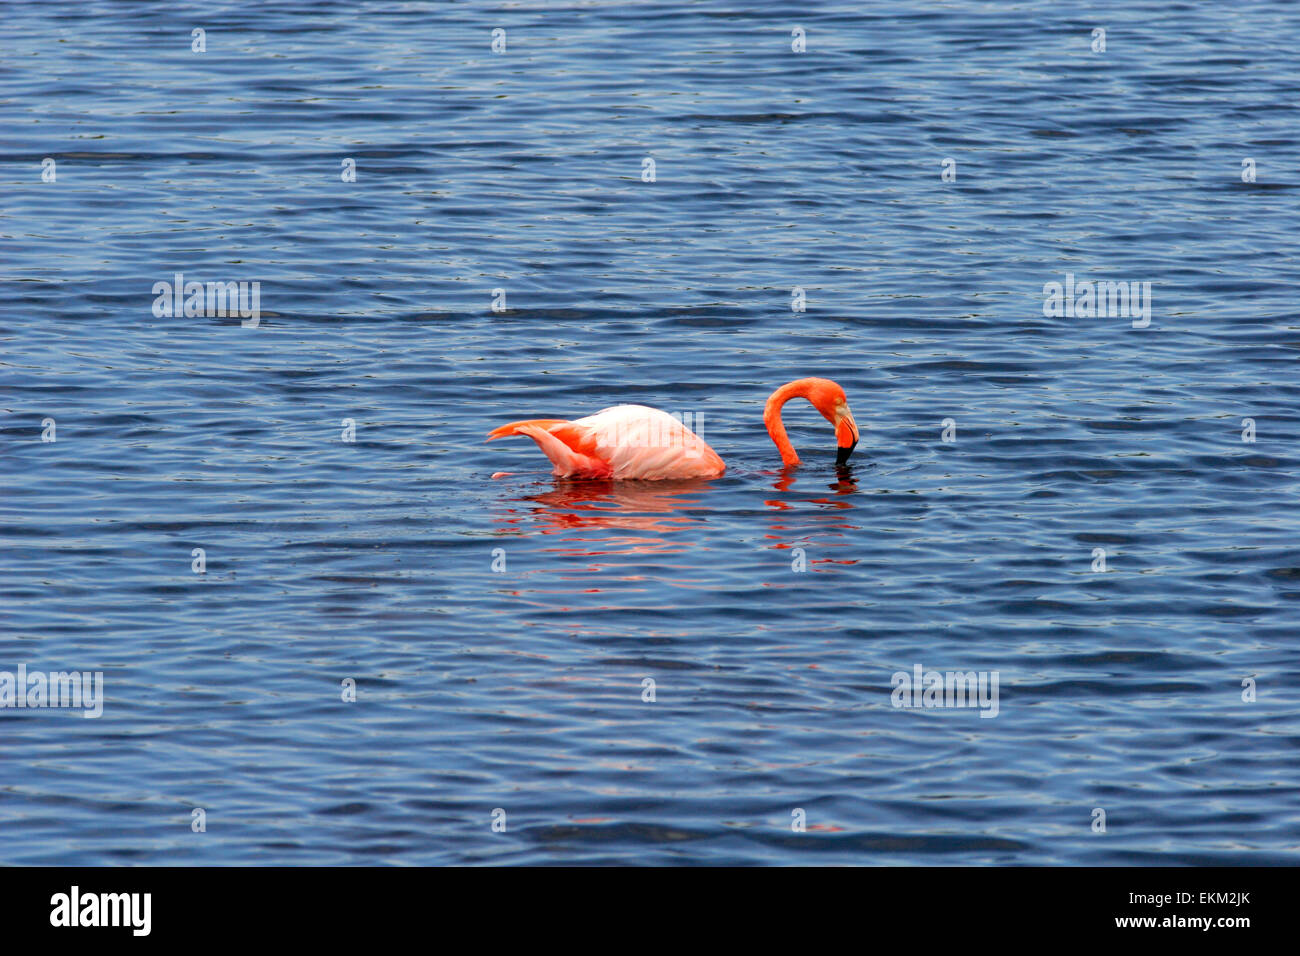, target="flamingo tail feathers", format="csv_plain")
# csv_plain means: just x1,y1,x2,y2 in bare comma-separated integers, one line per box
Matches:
485,419,612,478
